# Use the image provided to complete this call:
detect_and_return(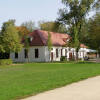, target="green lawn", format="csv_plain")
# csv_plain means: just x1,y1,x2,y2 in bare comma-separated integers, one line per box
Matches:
0,63,100,100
